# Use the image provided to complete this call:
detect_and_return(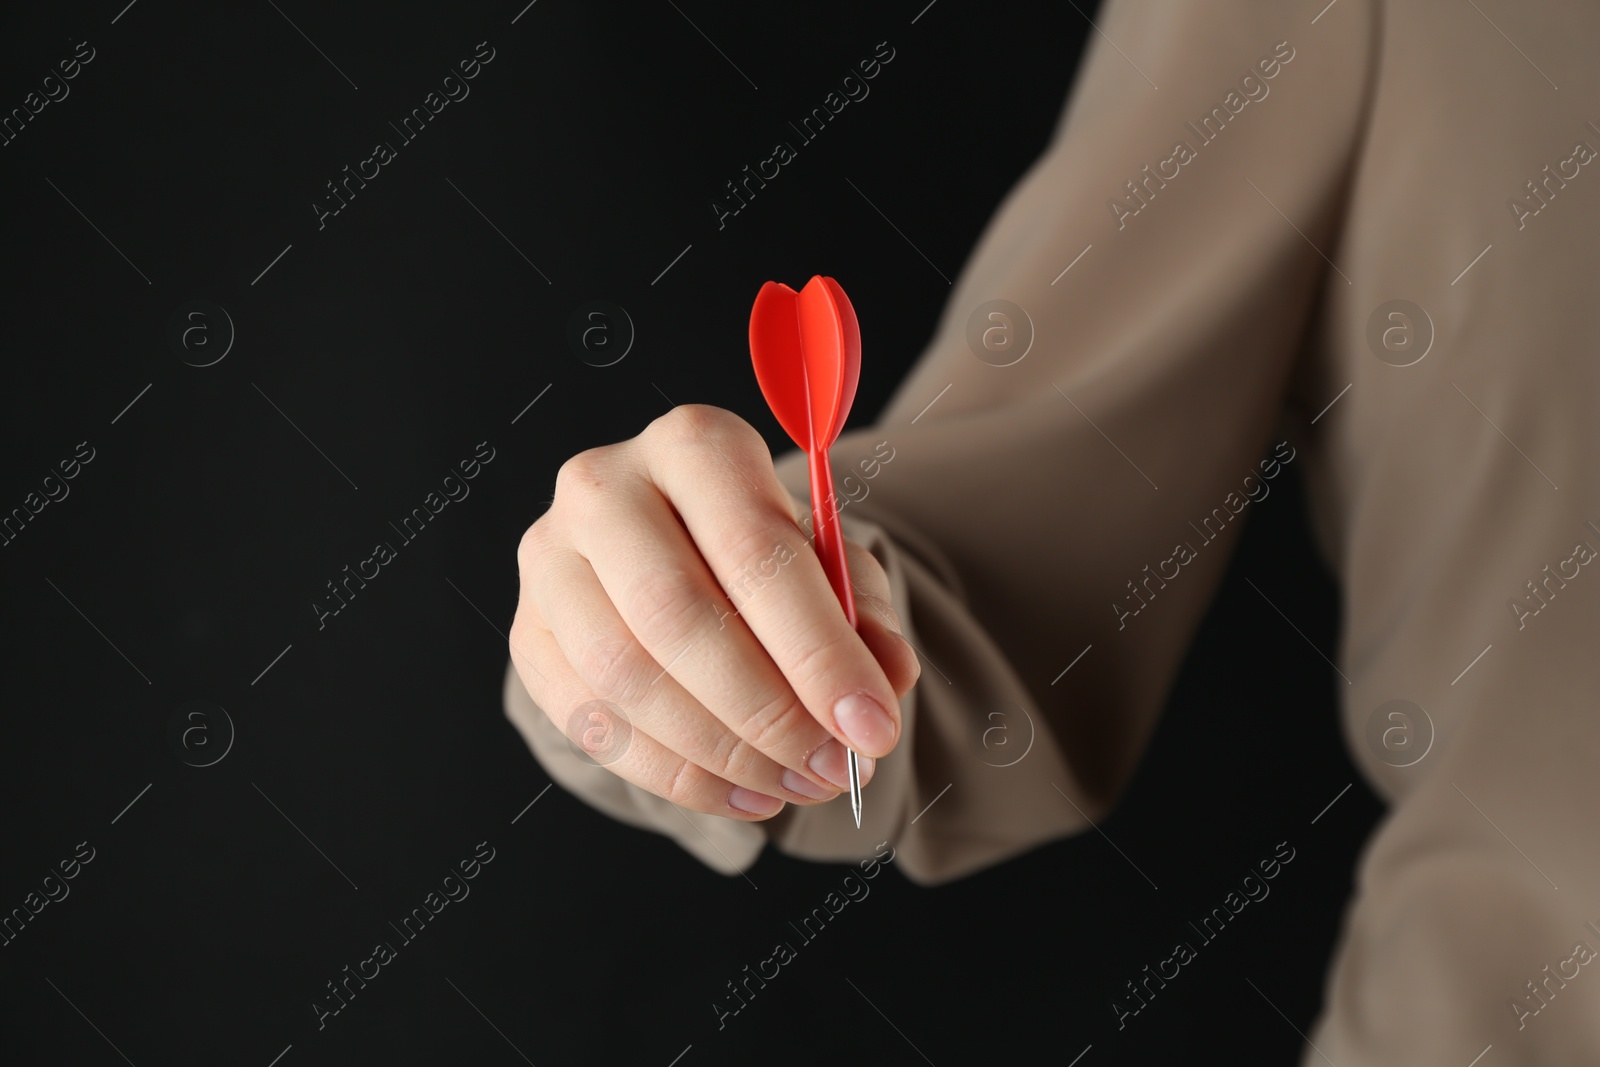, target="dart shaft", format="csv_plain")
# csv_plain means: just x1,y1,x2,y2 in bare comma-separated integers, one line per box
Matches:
808,447,865,828
807,448,857,626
